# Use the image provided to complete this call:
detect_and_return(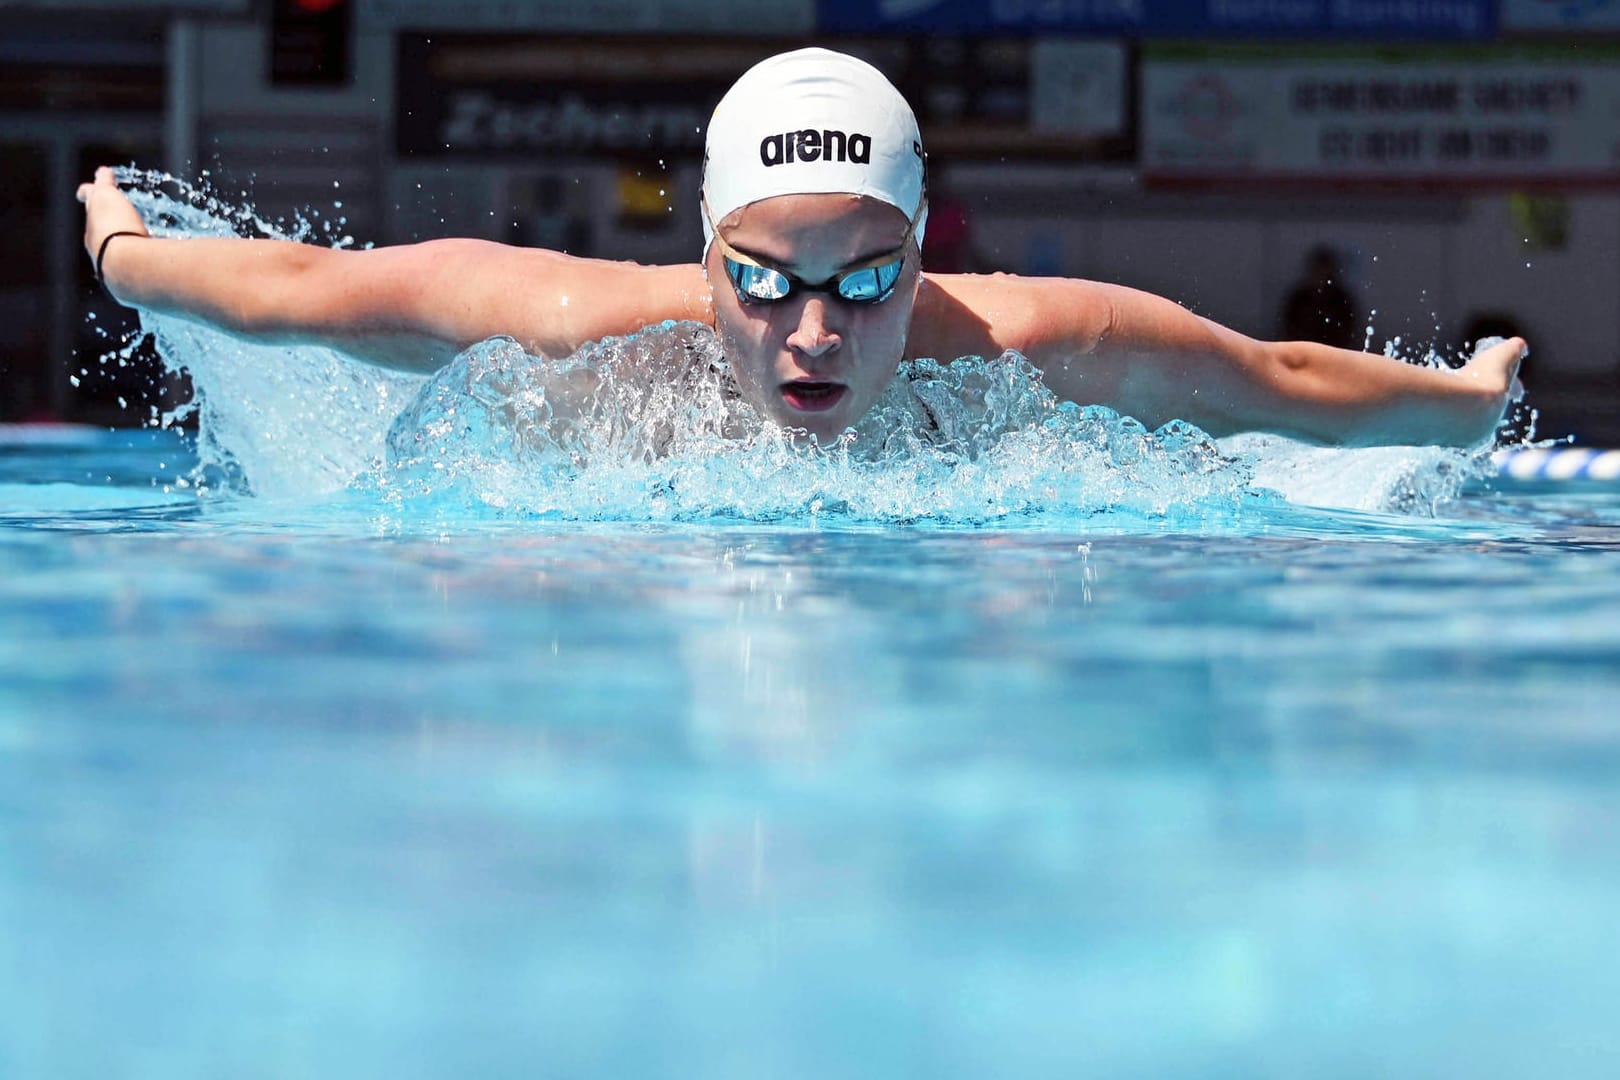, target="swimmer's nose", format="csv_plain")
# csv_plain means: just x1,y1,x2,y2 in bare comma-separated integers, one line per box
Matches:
785,297,841,361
